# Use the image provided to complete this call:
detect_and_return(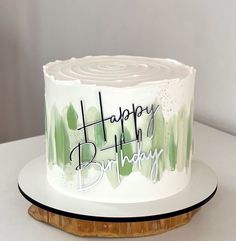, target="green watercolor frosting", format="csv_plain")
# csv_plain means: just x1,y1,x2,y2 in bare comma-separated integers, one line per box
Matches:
53,106,71,167
169,124,177,171
46,100,194,188
87,107,106,148
117,127,133,176
67,103,78,130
